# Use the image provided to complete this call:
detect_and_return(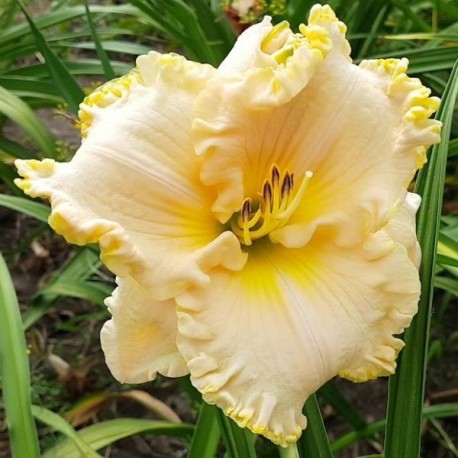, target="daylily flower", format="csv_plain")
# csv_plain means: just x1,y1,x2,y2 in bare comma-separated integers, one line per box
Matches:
15,4,441,446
